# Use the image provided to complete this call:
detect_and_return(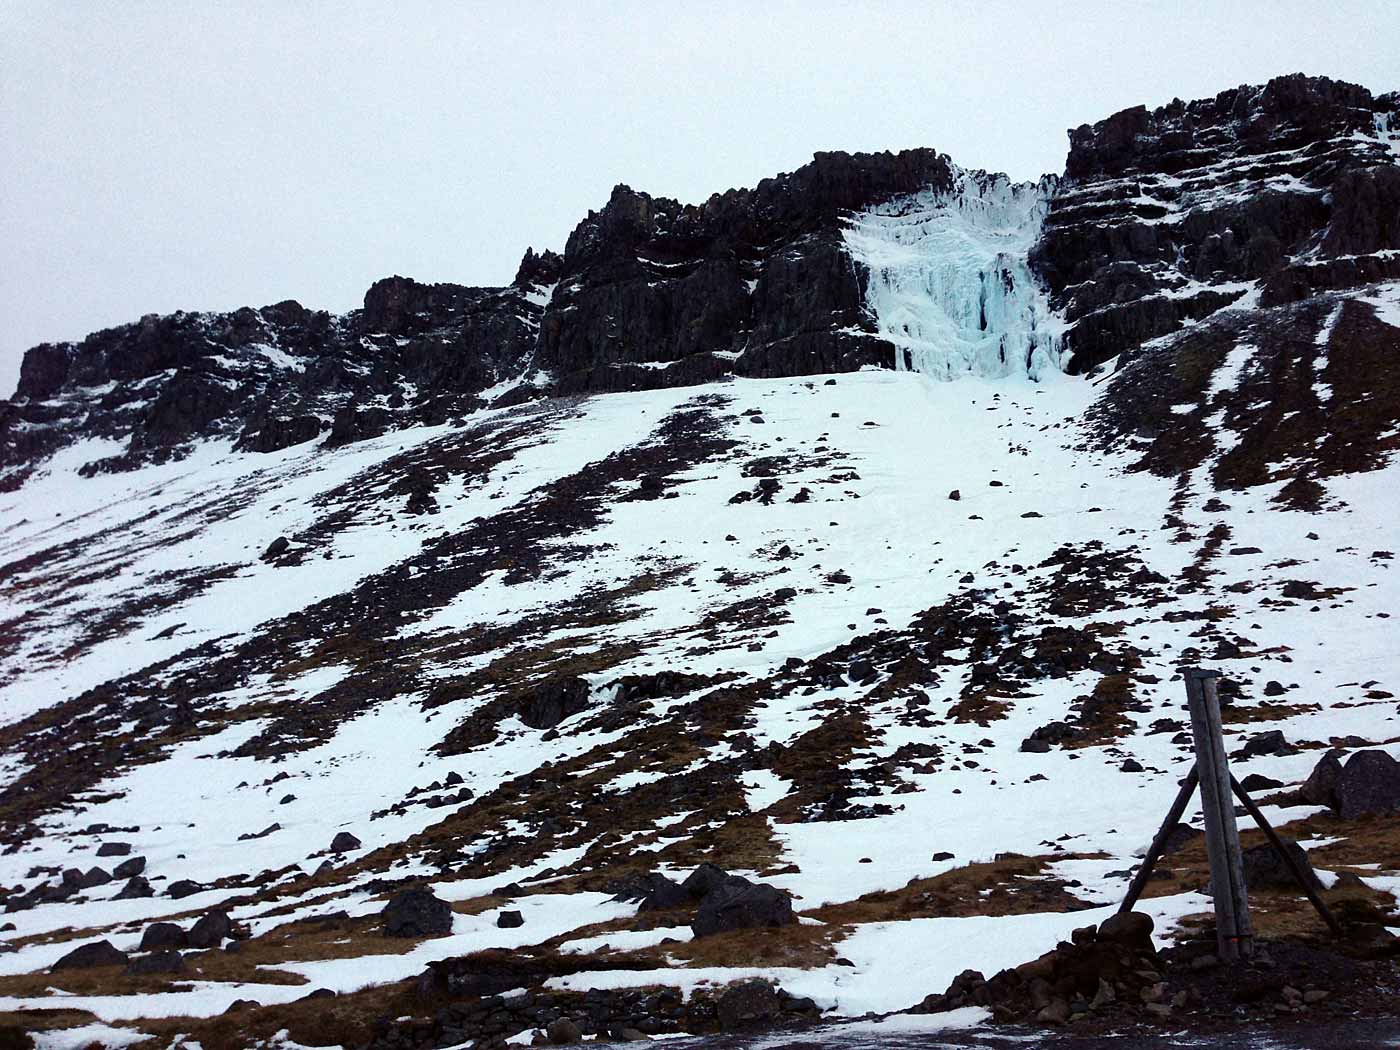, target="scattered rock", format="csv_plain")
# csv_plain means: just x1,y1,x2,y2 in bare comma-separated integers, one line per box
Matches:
140,922,189,951
330,831,362,853
383,887,454,938
188,909,233,949
113,856,147,879
497,910,524,929
546,1018,582,1044
716,980,781,1030
96,842,132,857
126,950,185,975
167,879,202,899
692,883,796,938
1337,750,1400,819
51,940,127,971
